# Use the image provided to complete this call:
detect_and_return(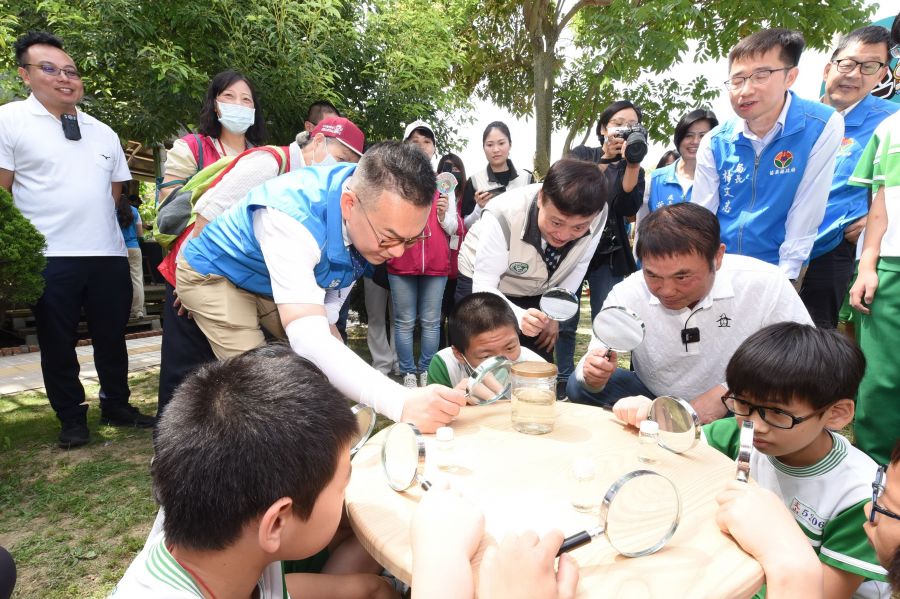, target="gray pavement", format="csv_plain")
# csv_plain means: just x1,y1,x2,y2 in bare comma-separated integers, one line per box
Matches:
0,334,161,395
